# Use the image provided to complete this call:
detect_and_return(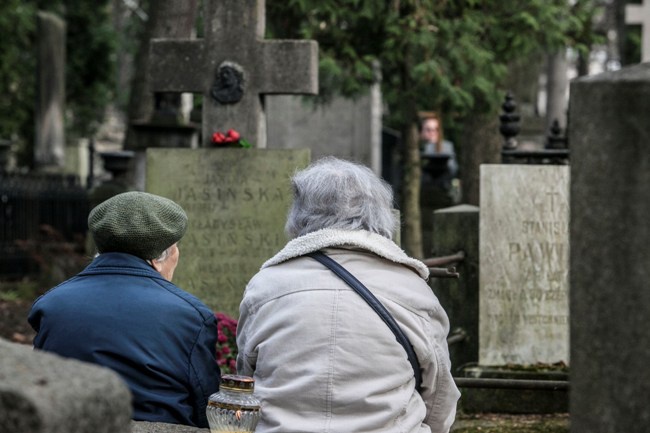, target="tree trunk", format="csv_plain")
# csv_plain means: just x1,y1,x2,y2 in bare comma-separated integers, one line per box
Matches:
400,120,423,259
458,111,501,207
